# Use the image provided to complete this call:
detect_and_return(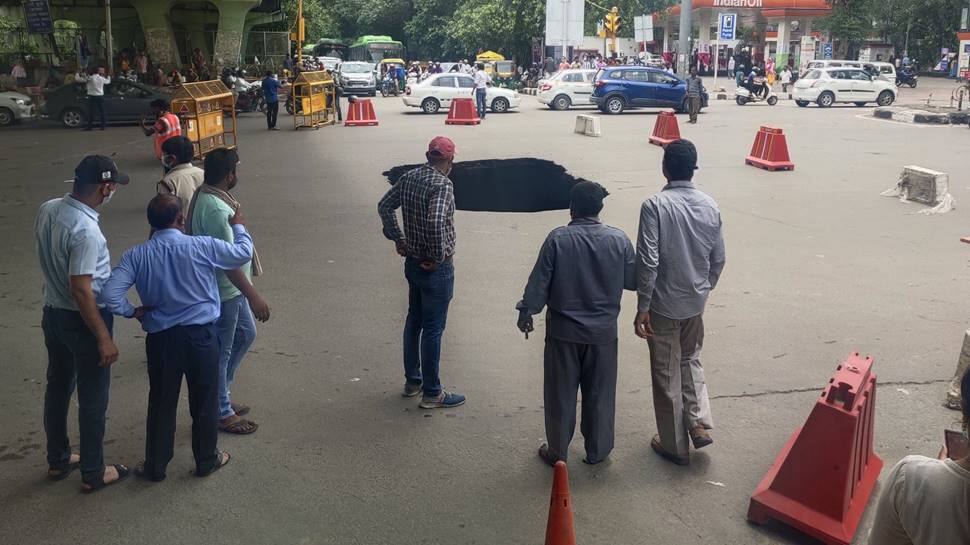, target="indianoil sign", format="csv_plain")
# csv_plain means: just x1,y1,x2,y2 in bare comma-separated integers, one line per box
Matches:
713,0,763,7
